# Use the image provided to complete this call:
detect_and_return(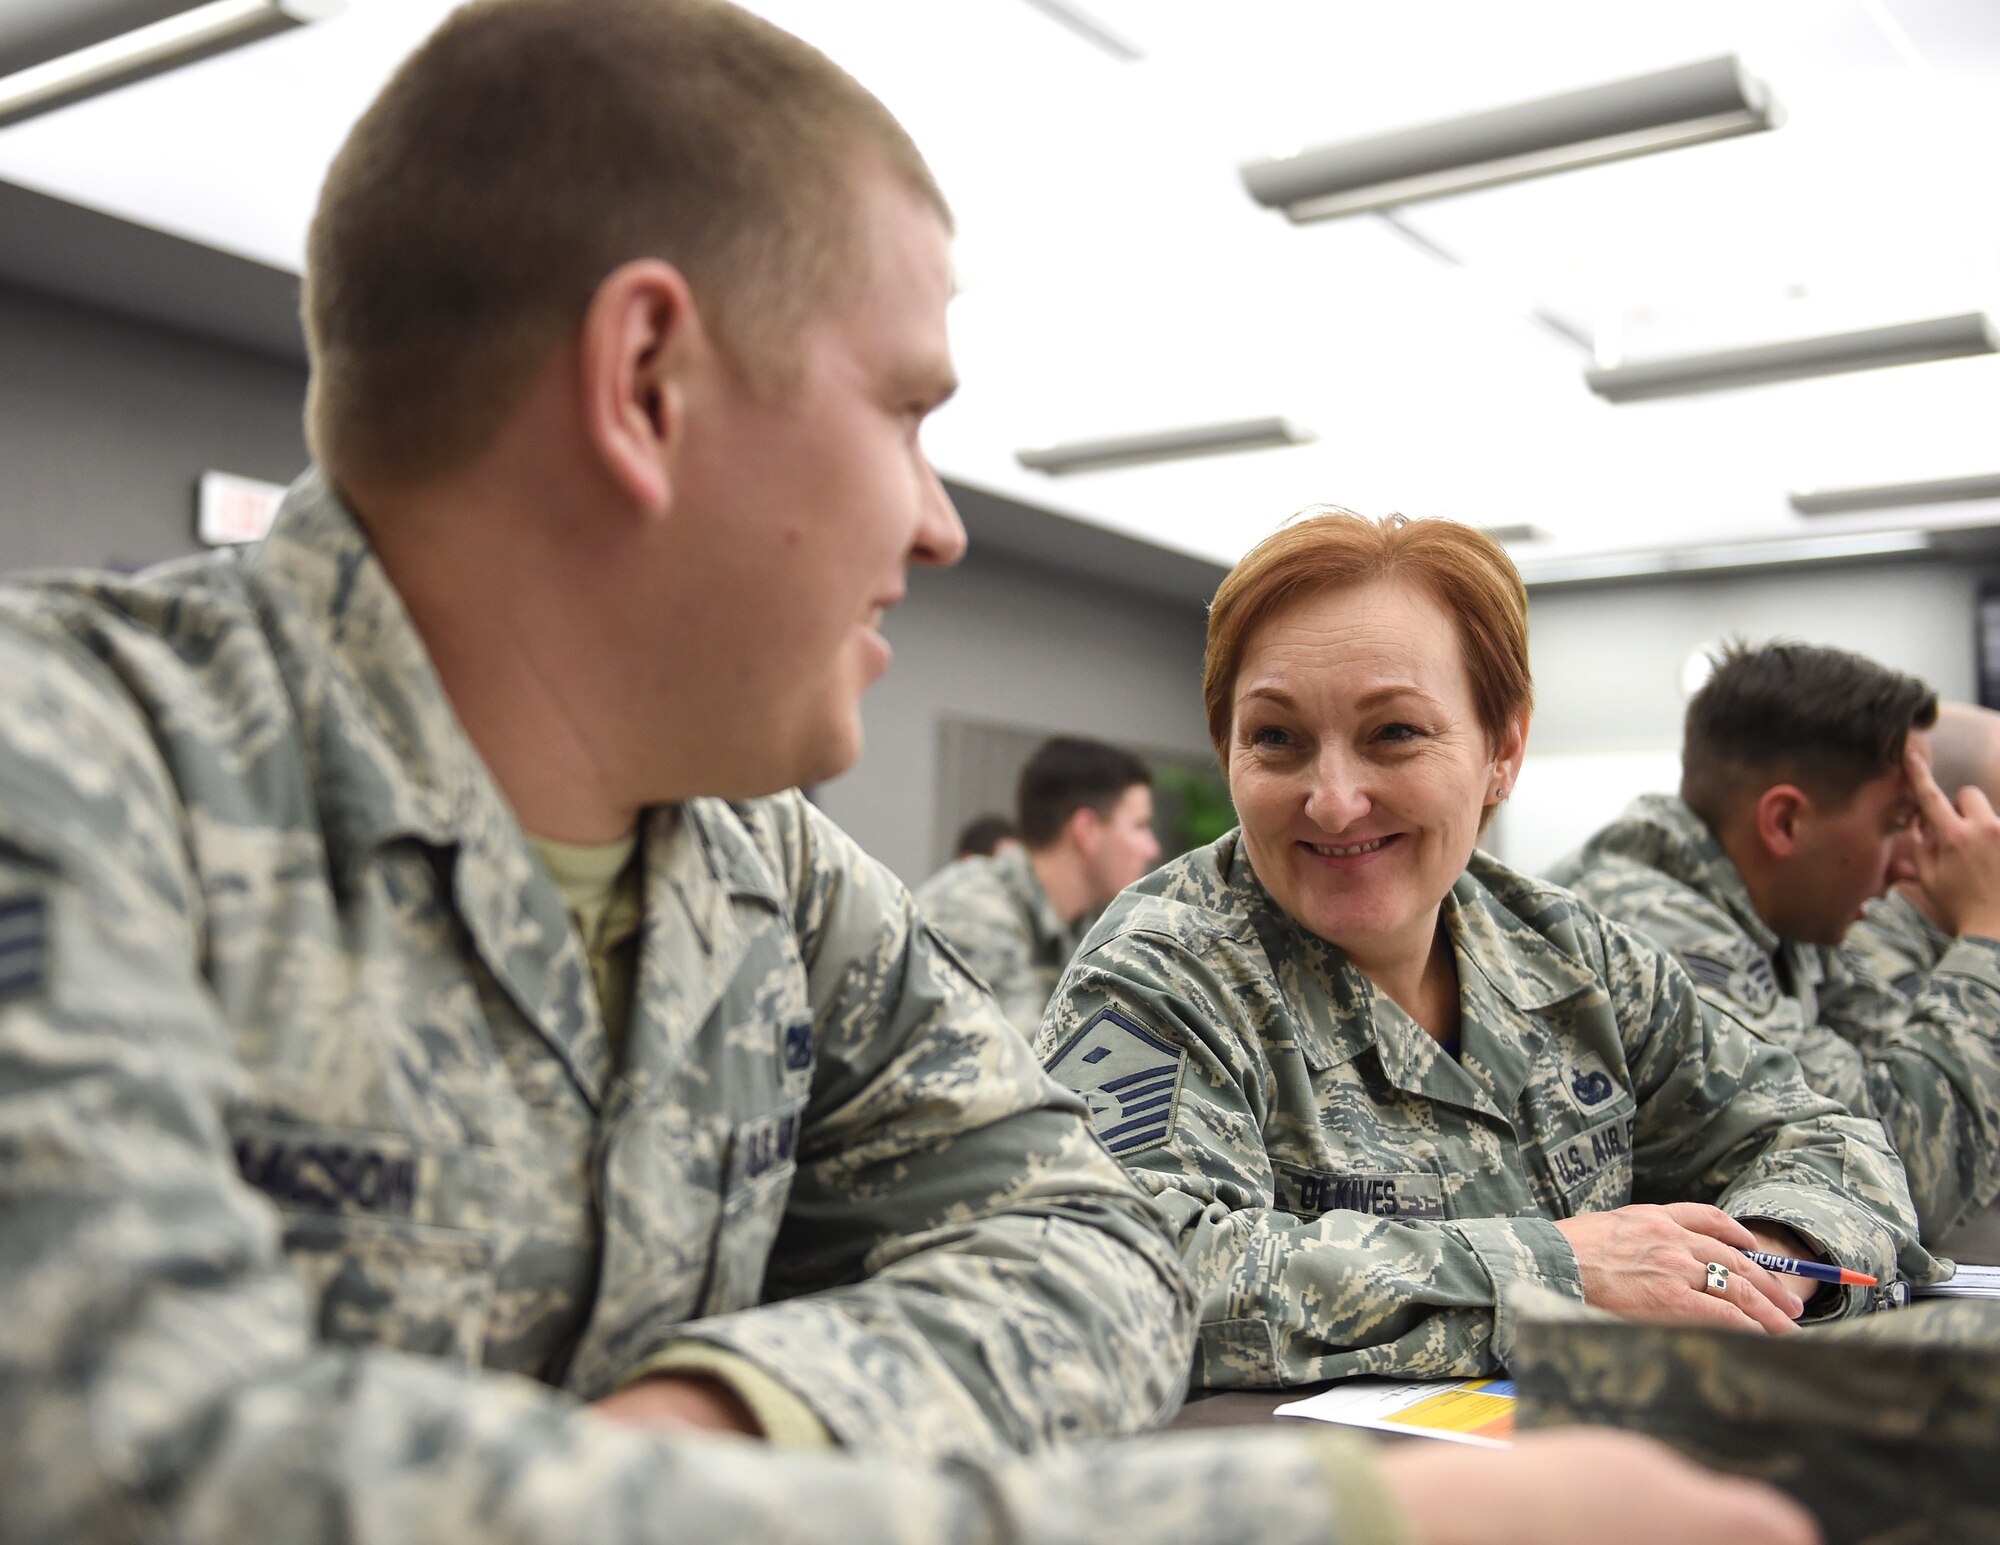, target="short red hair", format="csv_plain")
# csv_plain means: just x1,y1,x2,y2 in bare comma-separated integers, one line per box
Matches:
1204,510,1534,759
